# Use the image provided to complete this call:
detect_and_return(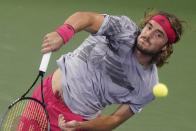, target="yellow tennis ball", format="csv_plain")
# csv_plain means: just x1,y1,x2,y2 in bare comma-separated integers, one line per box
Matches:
153,83,168,98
